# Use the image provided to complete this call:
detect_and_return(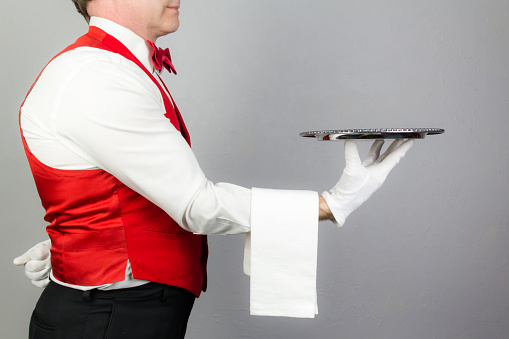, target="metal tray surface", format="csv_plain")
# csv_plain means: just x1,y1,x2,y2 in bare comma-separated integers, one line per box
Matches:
300,128,444,140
